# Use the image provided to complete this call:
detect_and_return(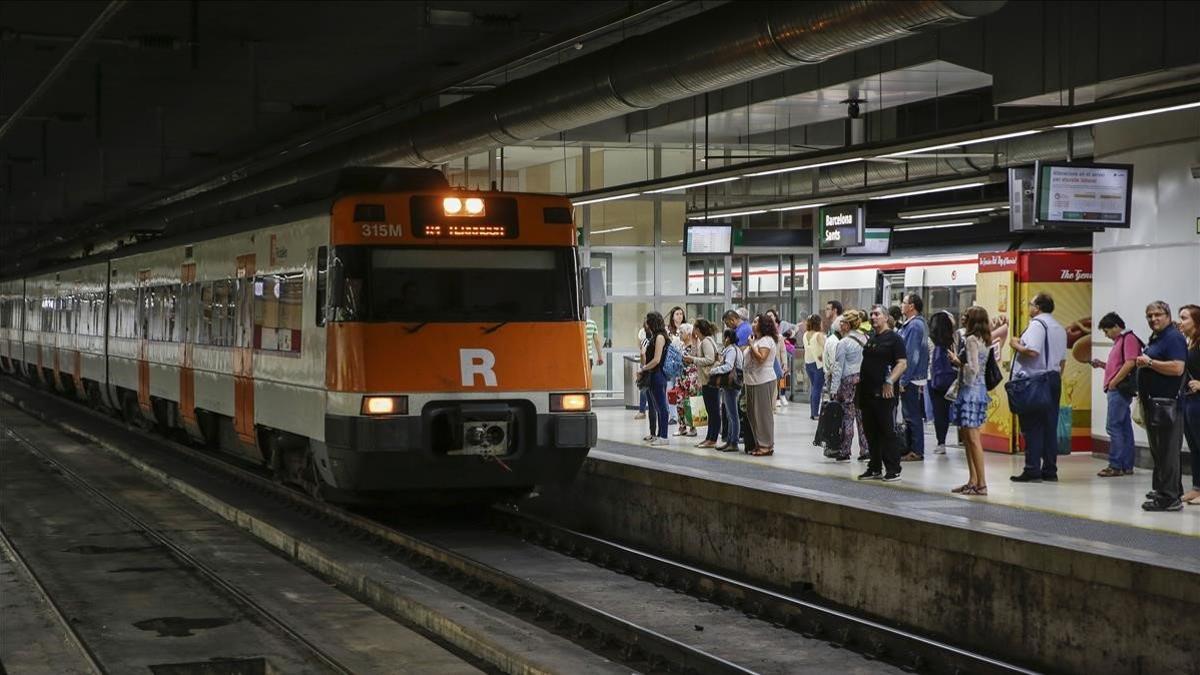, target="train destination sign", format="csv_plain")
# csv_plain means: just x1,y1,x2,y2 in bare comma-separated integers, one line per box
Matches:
819,203,865,249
